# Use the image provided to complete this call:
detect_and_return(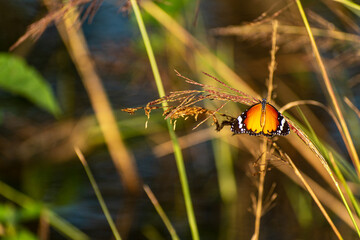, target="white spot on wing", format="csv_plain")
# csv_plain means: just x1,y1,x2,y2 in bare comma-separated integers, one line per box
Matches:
279,118,285,131
237,116,243,128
